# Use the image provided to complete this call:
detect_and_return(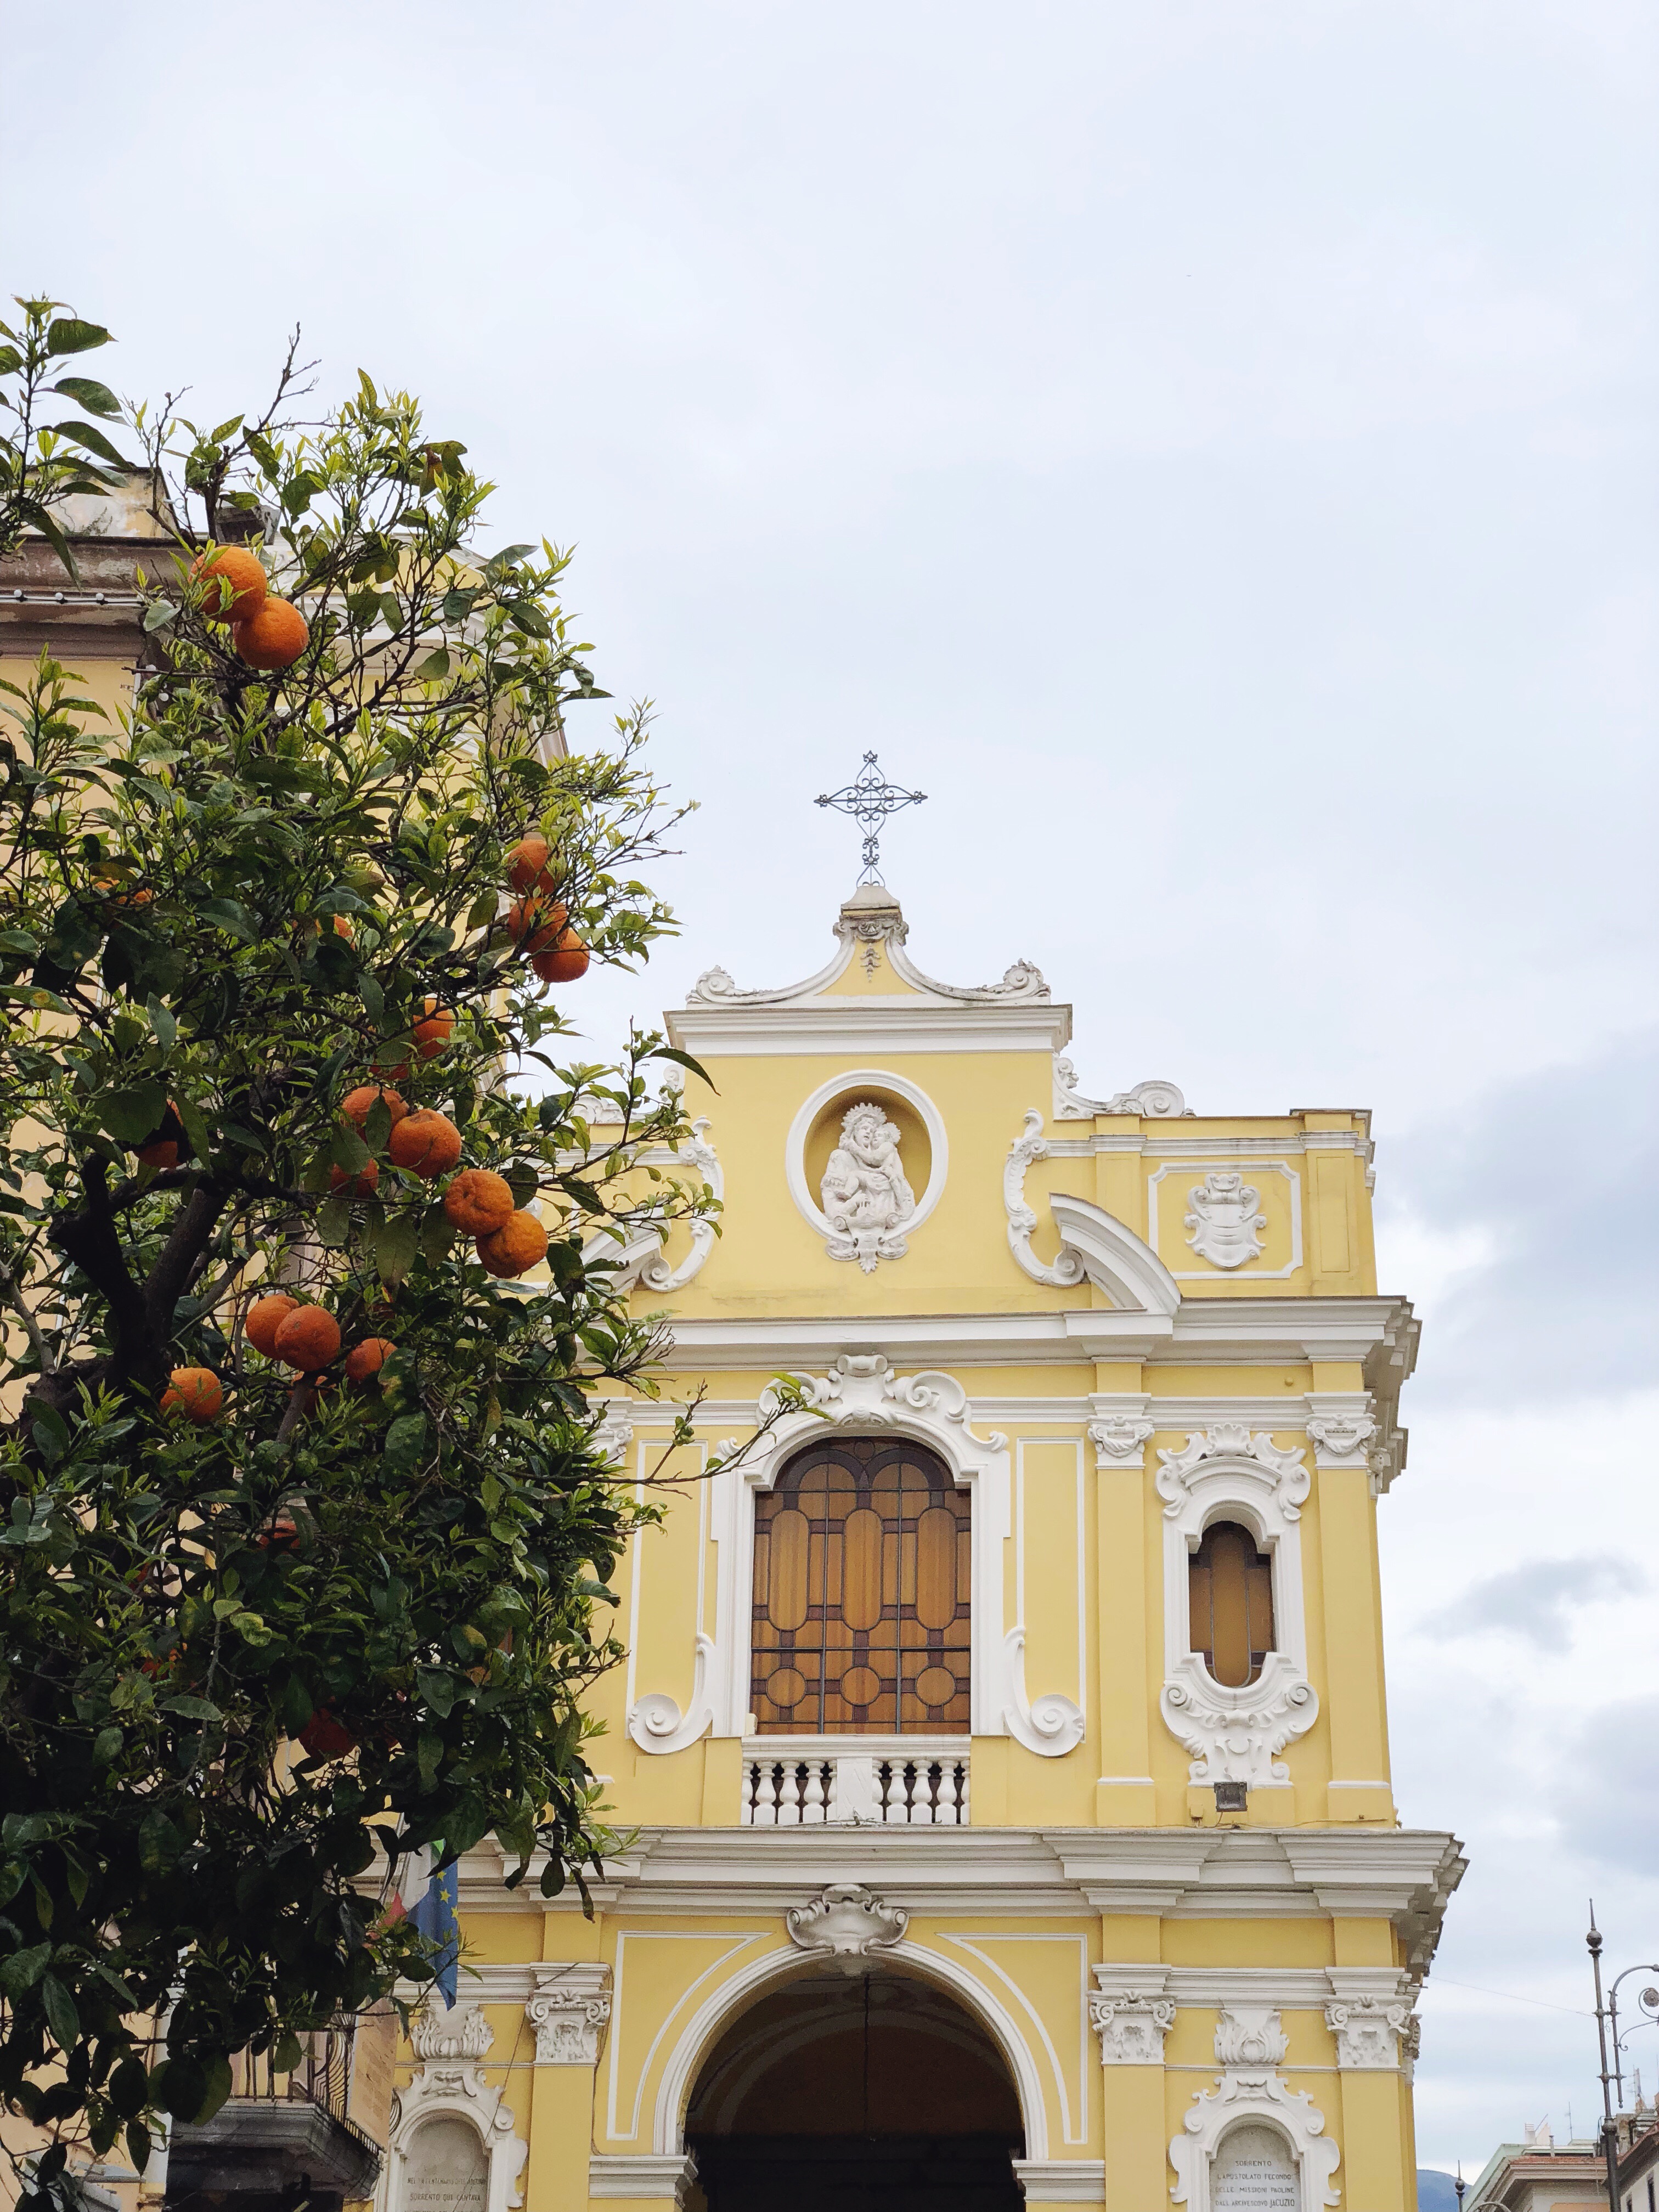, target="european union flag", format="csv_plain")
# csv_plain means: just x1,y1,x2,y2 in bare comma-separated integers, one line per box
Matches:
409,1859,459,2008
